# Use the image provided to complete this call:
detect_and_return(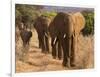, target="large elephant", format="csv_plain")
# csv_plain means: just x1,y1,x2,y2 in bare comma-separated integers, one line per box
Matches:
49,19,62,60
49,12,85,67
33,15,50,53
